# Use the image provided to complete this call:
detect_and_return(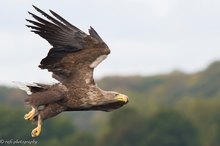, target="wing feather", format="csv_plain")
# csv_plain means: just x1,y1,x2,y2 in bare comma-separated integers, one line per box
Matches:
32,5,70,31
27,6,110,86
49,9,82,31
89,26,104,43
